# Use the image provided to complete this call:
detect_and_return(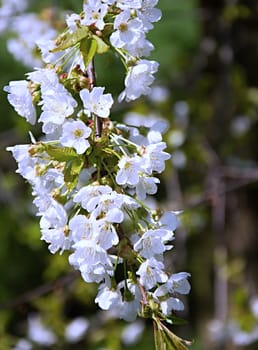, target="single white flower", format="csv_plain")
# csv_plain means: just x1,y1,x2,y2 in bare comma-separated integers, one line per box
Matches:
167,272,191,295
95,218,119,249
160,297,185,316
69,214,95,242
27,67,59,87
143,141,170,173
80,87,113,118
66,13,81,33
40,200,70,254
116,281,142,321
71,245,113,284
95,283,122,310
33,194,53,214
125,35,154,57
60,120,92,154
33,168,64,196
6,13,56,68
39,90,77,134
134,229,171,259
136,175,160,200
116,155,143,186
118,299,141,322
4,80,36,124
110,9,143,49
160,211,179,232
136,257,168,290
90,191,125,220
119,60,159,101
13,338,32,350
6,144,36,181
154,272,191,298
37,38,65,64
73,184,112,211
82,0,108,30
69,240,113,277
137,0,162,31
